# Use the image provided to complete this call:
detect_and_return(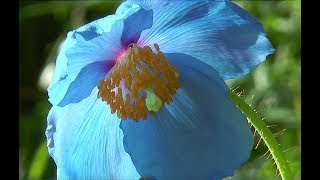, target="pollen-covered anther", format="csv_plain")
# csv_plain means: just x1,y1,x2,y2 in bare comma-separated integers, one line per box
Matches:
97,43,180,121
